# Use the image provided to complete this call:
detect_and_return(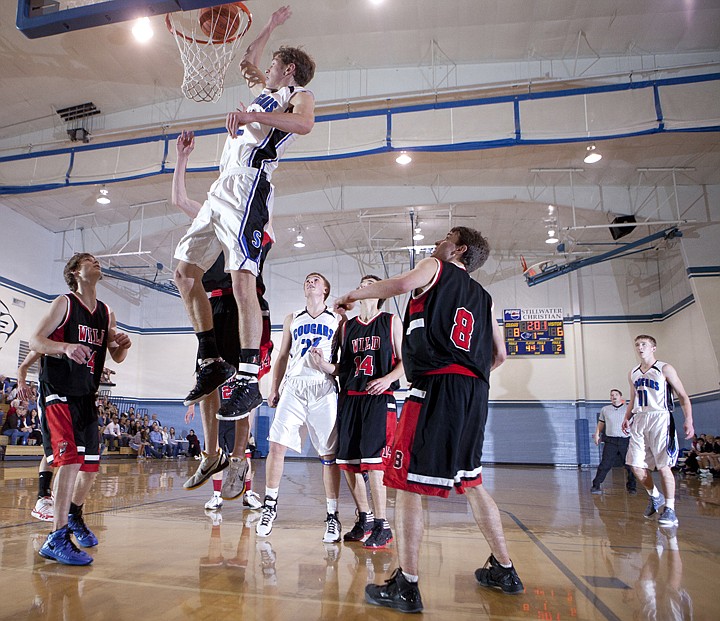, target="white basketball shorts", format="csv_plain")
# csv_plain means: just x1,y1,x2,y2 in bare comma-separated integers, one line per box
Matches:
174,167,273,276
269,377,338,455
625,410,678,470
